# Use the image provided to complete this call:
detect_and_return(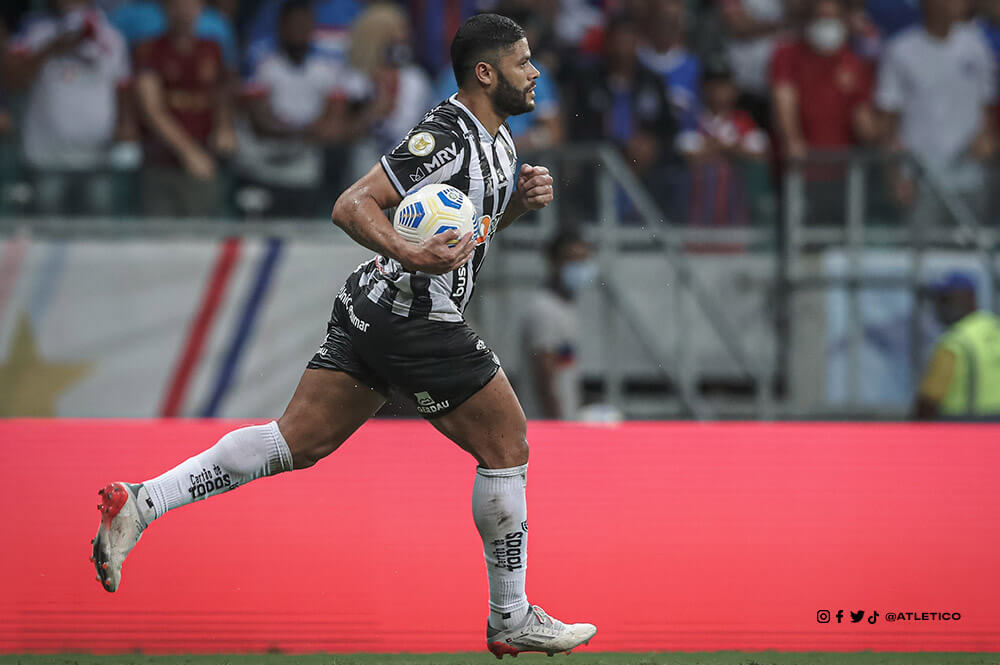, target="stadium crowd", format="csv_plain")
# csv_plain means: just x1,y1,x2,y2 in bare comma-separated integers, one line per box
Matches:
0,0,996,224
